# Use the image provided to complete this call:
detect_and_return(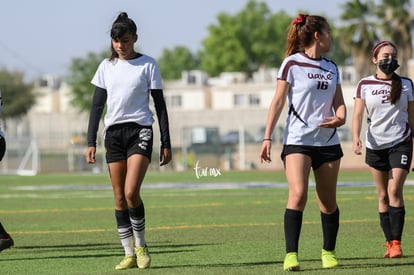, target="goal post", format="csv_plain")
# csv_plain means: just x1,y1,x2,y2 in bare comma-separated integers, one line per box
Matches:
0,138,39,176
